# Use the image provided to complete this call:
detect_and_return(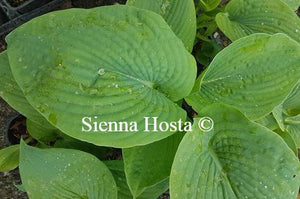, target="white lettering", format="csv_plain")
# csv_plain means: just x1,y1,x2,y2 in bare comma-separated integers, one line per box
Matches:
82,117,92,132
144,117,158,132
